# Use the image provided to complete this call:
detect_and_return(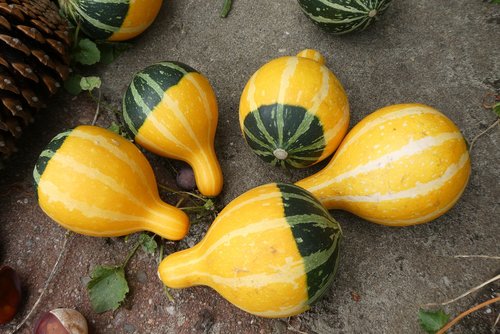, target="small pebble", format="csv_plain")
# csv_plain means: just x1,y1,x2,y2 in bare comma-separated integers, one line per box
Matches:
123,323,136,333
